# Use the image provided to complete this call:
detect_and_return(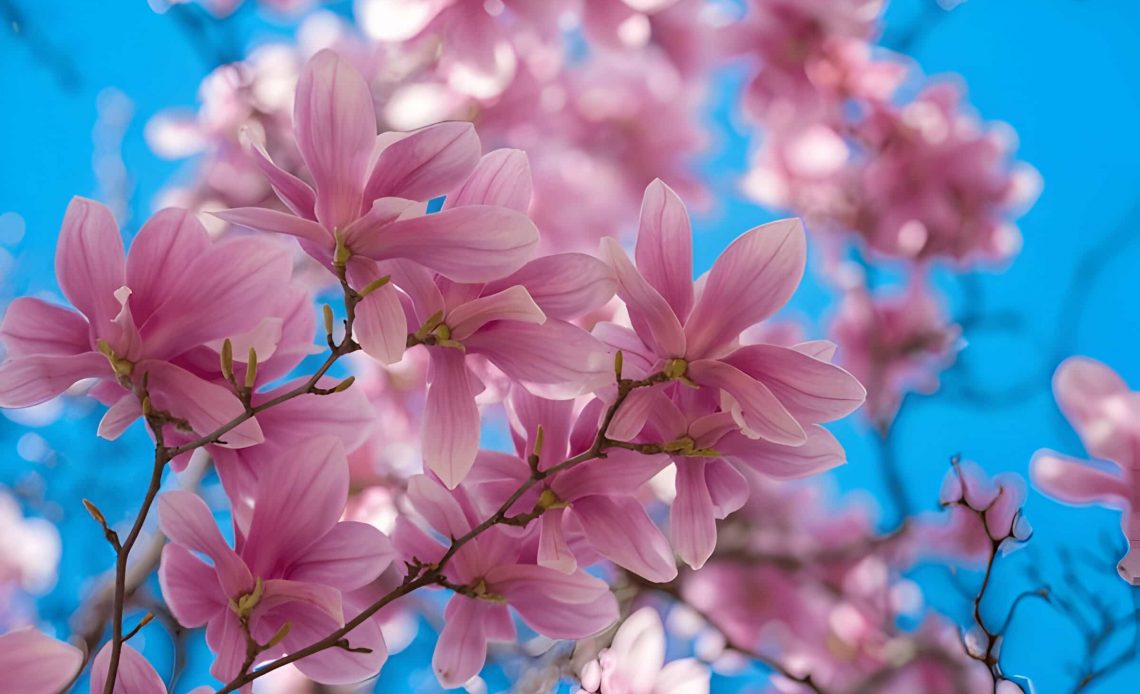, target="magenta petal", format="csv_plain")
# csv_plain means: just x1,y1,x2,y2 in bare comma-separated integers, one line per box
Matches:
0,297,90,357
718,425,846,480
685,219,805,358
601,237,686,359
213,207,328,246
98,393,143,440
724,344,866,423
635,179,694,321
671,460,717,570
489,564,618,639
434,597,490,688
126,208,211,324
688,359,806,446
159,543,225,627
704,457,749,517
445,148,533,212
423,350,482,488
251,381,375,457
90,642,167,694
483,252,615,320
206,610,248,685
55,197,126,336
1031,451,1127,508
245,133,317,218
141,360,263,448
287,521,394,591
0,628,83,694
573,495,677,583
554,452,669,499
447,285,545,341
352,205,538,282
506,388,573,463
364,121,481,202
606,387,656,442
355,283,408,365
157,491,252,596
279,600,387,685
466,320,612,396
0,352,106,408
294,50,376,230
